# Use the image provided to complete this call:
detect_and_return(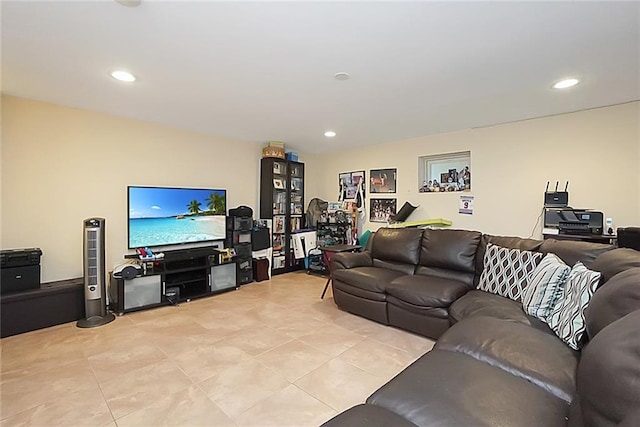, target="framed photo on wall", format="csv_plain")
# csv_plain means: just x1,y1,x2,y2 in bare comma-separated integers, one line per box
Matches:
339,170,366,201
370,168,397,193
369,198,397,223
